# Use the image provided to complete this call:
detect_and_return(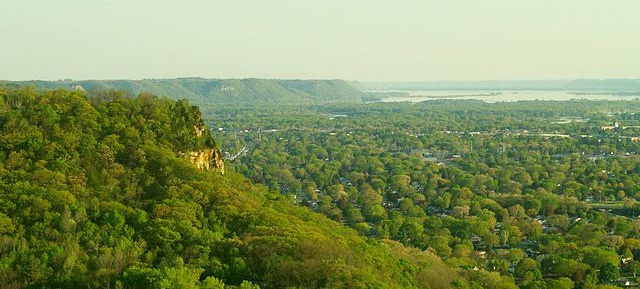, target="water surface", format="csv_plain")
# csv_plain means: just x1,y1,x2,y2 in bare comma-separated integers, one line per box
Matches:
380,90,640,103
